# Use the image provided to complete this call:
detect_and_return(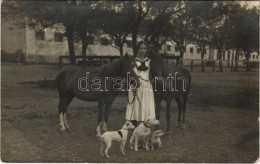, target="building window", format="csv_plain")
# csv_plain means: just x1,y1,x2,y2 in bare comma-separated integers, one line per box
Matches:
54,33,63,42
167,45,171,51
35,30,45,41
223,52,225,60
175,46,179,52
253,55,255,59
197,48,200,54
101,37,109,46
190,47,193,53
257,55,259,59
